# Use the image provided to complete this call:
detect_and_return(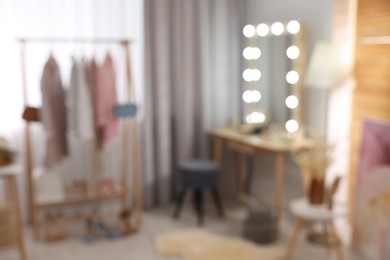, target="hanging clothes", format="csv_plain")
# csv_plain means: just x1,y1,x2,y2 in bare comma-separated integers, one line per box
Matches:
93,54,119,150
68,58,95,141
40,55,68,168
